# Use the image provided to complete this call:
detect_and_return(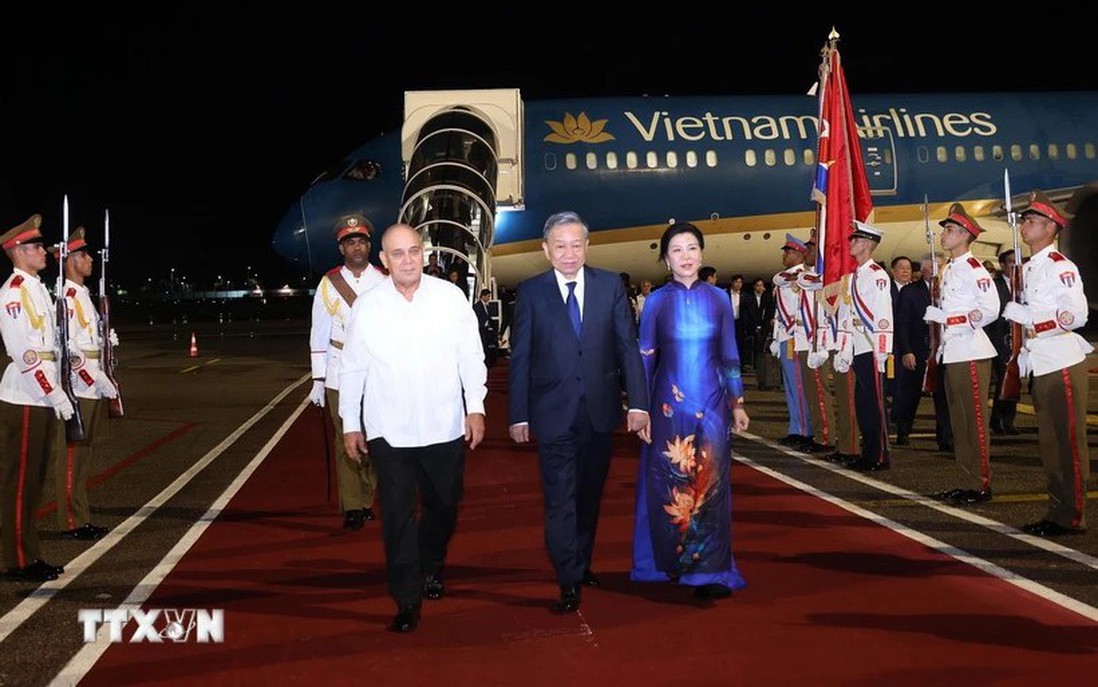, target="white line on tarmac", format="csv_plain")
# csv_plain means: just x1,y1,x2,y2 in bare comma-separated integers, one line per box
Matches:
0,374,309,646
49,387,311,686
736,431,1098,622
